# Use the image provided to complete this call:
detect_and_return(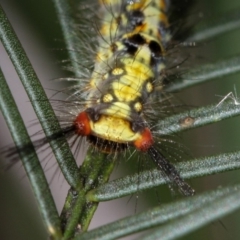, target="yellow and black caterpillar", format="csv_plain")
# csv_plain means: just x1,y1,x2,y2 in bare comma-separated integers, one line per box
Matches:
65,0,194,196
